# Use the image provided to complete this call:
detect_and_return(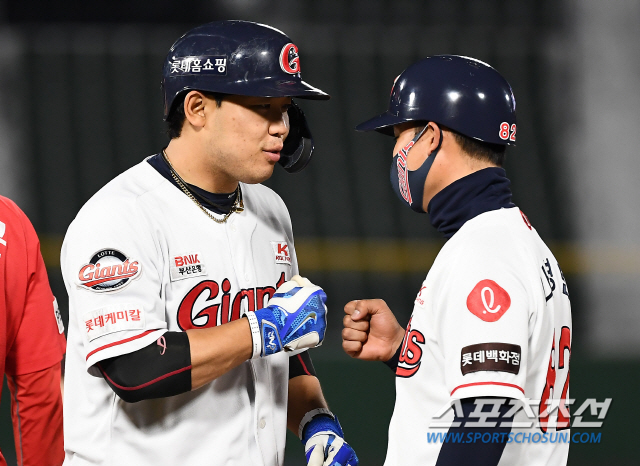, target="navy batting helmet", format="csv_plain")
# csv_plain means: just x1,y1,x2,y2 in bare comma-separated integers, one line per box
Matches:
356,55,517,146
162,20,330,173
